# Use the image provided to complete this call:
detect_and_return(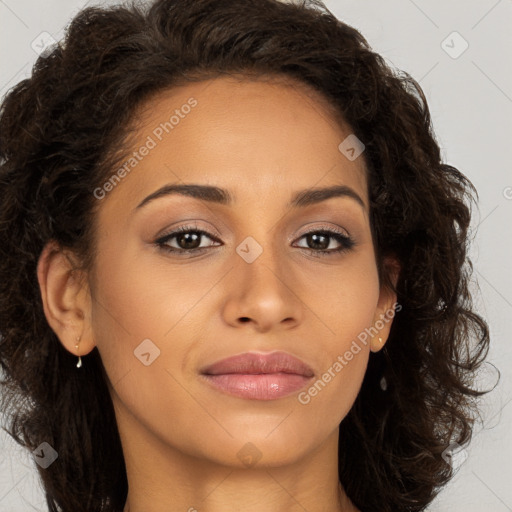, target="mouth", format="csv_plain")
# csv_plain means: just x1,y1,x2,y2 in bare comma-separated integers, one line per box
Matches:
199,351,315,401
